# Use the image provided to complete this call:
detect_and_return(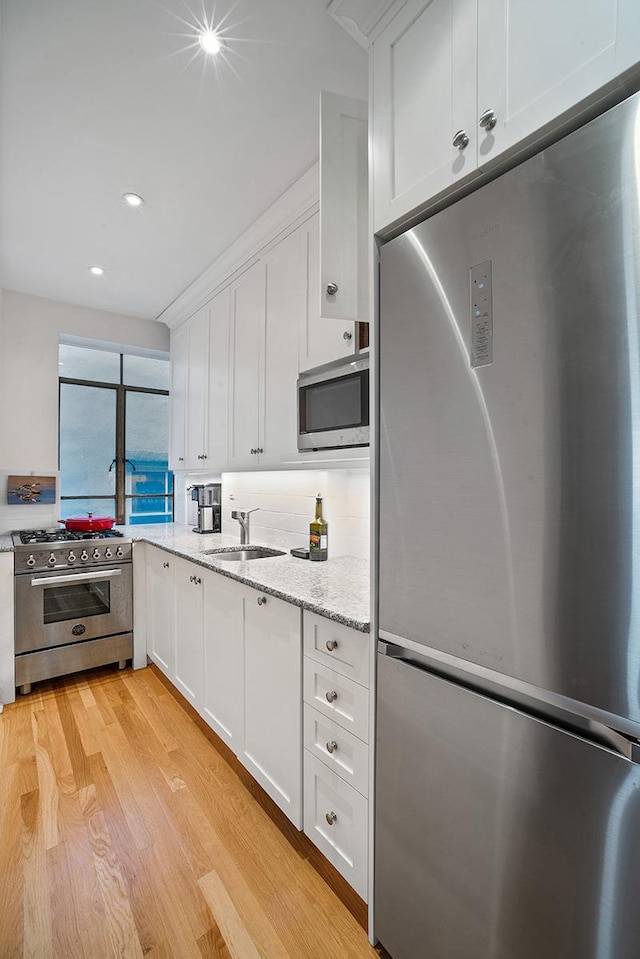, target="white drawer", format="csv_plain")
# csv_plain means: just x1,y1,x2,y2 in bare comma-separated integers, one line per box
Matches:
303,703,369,797
303,658,369,742
303,751,368,901
303,611,370,687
